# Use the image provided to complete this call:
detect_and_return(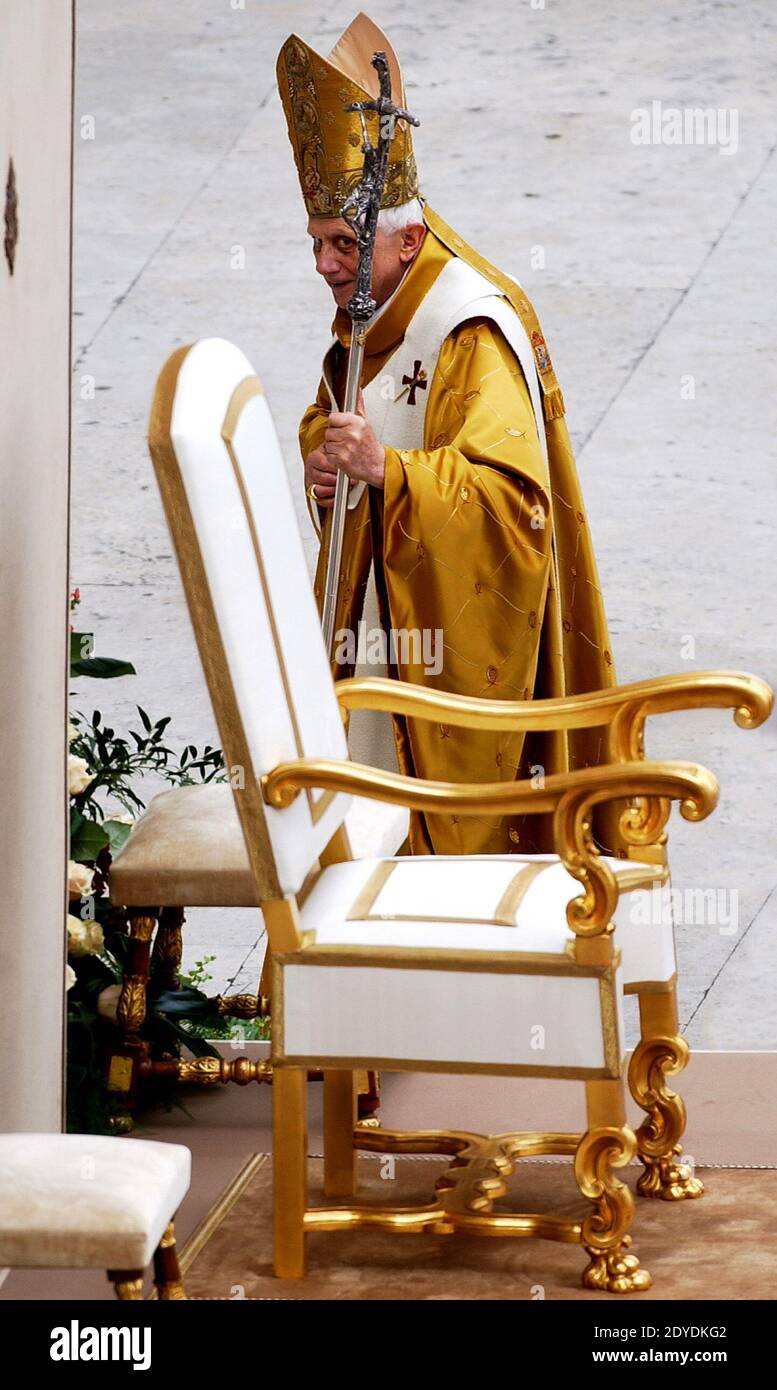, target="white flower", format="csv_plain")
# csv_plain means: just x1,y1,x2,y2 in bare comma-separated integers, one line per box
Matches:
68,721,78,744
67,915,88,955
68,860,95,899
68,754,93,796
87,922,104,955
97,983,121,1023
65,964,77,992
67,914,104,958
